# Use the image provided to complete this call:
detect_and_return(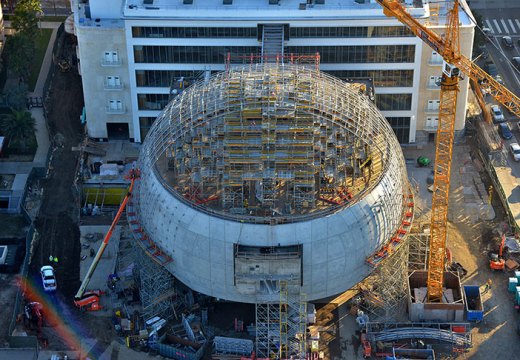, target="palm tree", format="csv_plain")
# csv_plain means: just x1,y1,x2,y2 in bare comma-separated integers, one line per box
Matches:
0,108,36,153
